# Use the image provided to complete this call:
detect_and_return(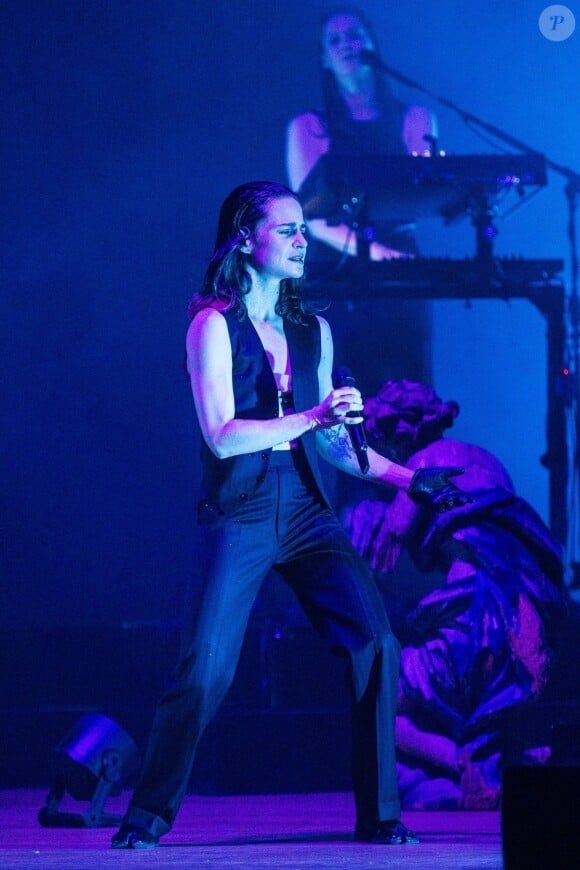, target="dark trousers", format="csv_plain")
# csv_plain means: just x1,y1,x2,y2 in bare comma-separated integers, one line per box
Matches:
123,450,401,837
